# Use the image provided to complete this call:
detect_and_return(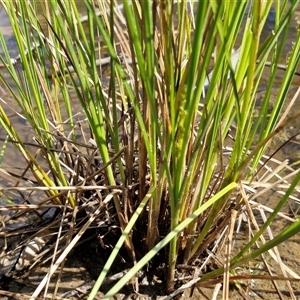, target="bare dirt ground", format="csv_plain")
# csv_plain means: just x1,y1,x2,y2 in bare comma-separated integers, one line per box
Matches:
1,228,300,300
